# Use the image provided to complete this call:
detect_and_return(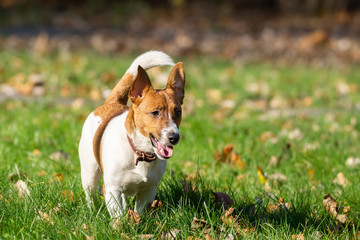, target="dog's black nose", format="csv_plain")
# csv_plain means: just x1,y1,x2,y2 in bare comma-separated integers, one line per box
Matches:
168,132,180,145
